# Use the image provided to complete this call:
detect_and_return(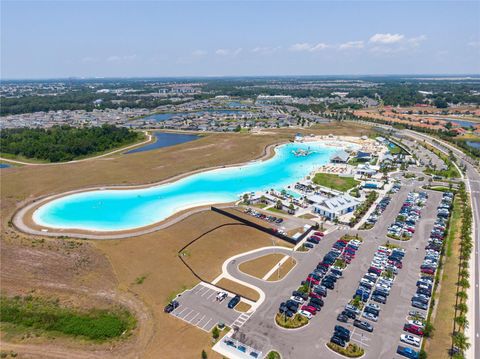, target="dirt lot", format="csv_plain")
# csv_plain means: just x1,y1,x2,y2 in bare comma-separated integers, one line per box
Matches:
0,123,375,358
